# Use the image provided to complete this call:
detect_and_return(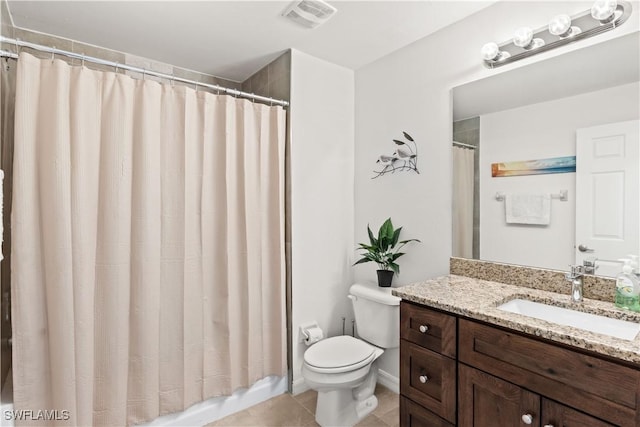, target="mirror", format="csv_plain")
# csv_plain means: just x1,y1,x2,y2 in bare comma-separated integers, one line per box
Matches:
452,32,640,277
